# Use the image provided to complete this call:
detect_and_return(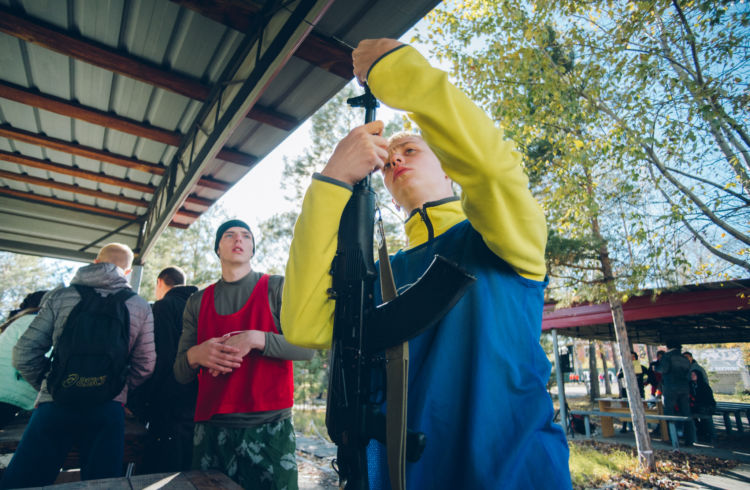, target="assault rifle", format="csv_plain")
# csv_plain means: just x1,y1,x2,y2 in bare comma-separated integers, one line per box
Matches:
326,87,476,489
